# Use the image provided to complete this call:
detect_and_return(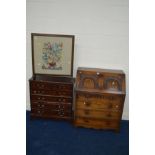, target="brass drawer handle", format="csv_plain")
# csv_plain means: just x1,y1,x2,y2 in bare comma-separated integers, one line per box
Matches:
33,90,36,94
37,110,41,113
84,101,91,106
58,111,64,116
96,72,100,75
115,105,119,108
